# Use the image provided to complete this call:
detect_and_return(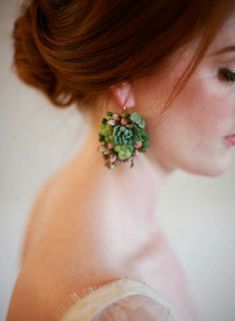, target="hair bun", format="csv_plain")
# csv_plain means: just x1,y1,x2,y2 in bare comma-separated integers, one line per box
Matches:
11,2,75,107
